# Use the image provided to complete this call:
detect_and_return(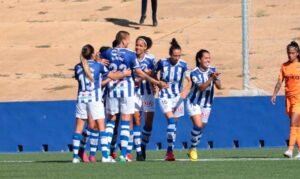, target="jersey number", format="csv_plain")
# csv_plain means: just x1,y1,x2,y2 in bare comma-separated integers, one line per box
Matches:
78,70,95,91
